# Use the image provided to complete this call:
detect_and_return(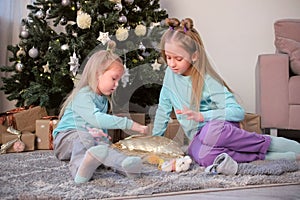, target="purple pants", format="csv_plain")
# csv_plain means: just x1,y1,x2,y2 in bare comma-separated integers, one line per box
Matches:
188,120,271,167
